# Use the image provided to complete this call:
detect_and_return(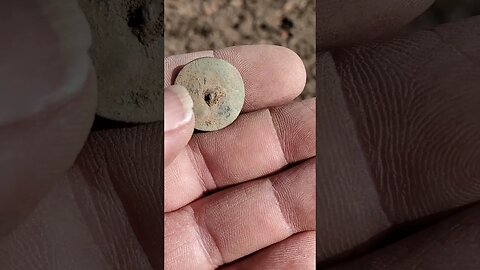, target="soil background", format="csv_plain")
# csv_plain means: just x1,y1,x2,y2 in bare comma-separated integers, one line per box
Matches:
165,0,480,100
165,0,316,99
